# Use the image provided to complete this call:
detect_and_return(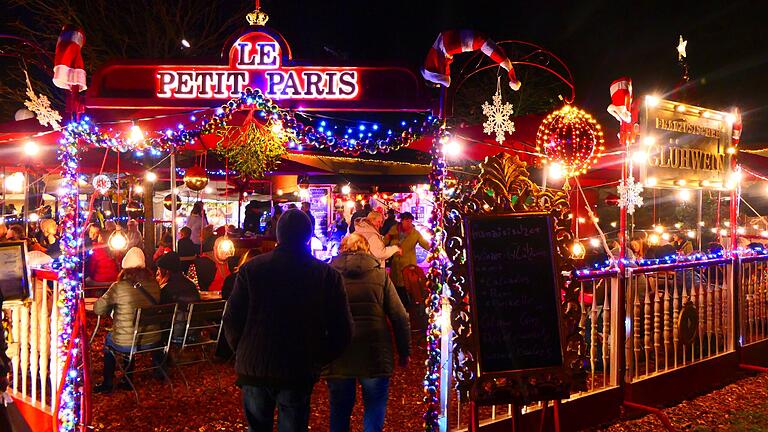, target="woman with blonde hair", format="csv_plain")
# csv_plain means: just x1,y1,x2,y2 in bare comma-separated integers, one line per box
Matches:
325,233,410,432
352,210,400,266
